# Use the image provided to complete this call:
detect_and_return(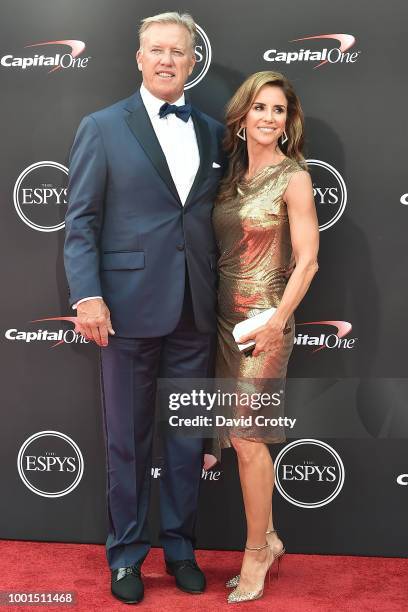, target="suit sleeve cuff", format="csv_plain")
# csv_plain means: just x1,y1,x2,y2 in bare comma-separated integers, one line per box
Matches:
72,296,103,310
